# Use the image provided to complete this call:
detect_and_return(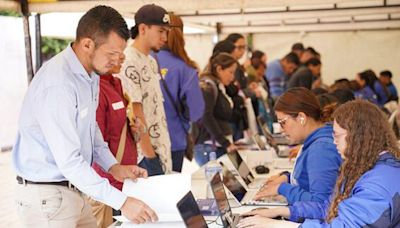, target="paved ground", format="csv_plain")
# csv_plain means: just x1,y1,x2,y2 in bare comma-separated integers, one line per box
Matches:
0,151,21,227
